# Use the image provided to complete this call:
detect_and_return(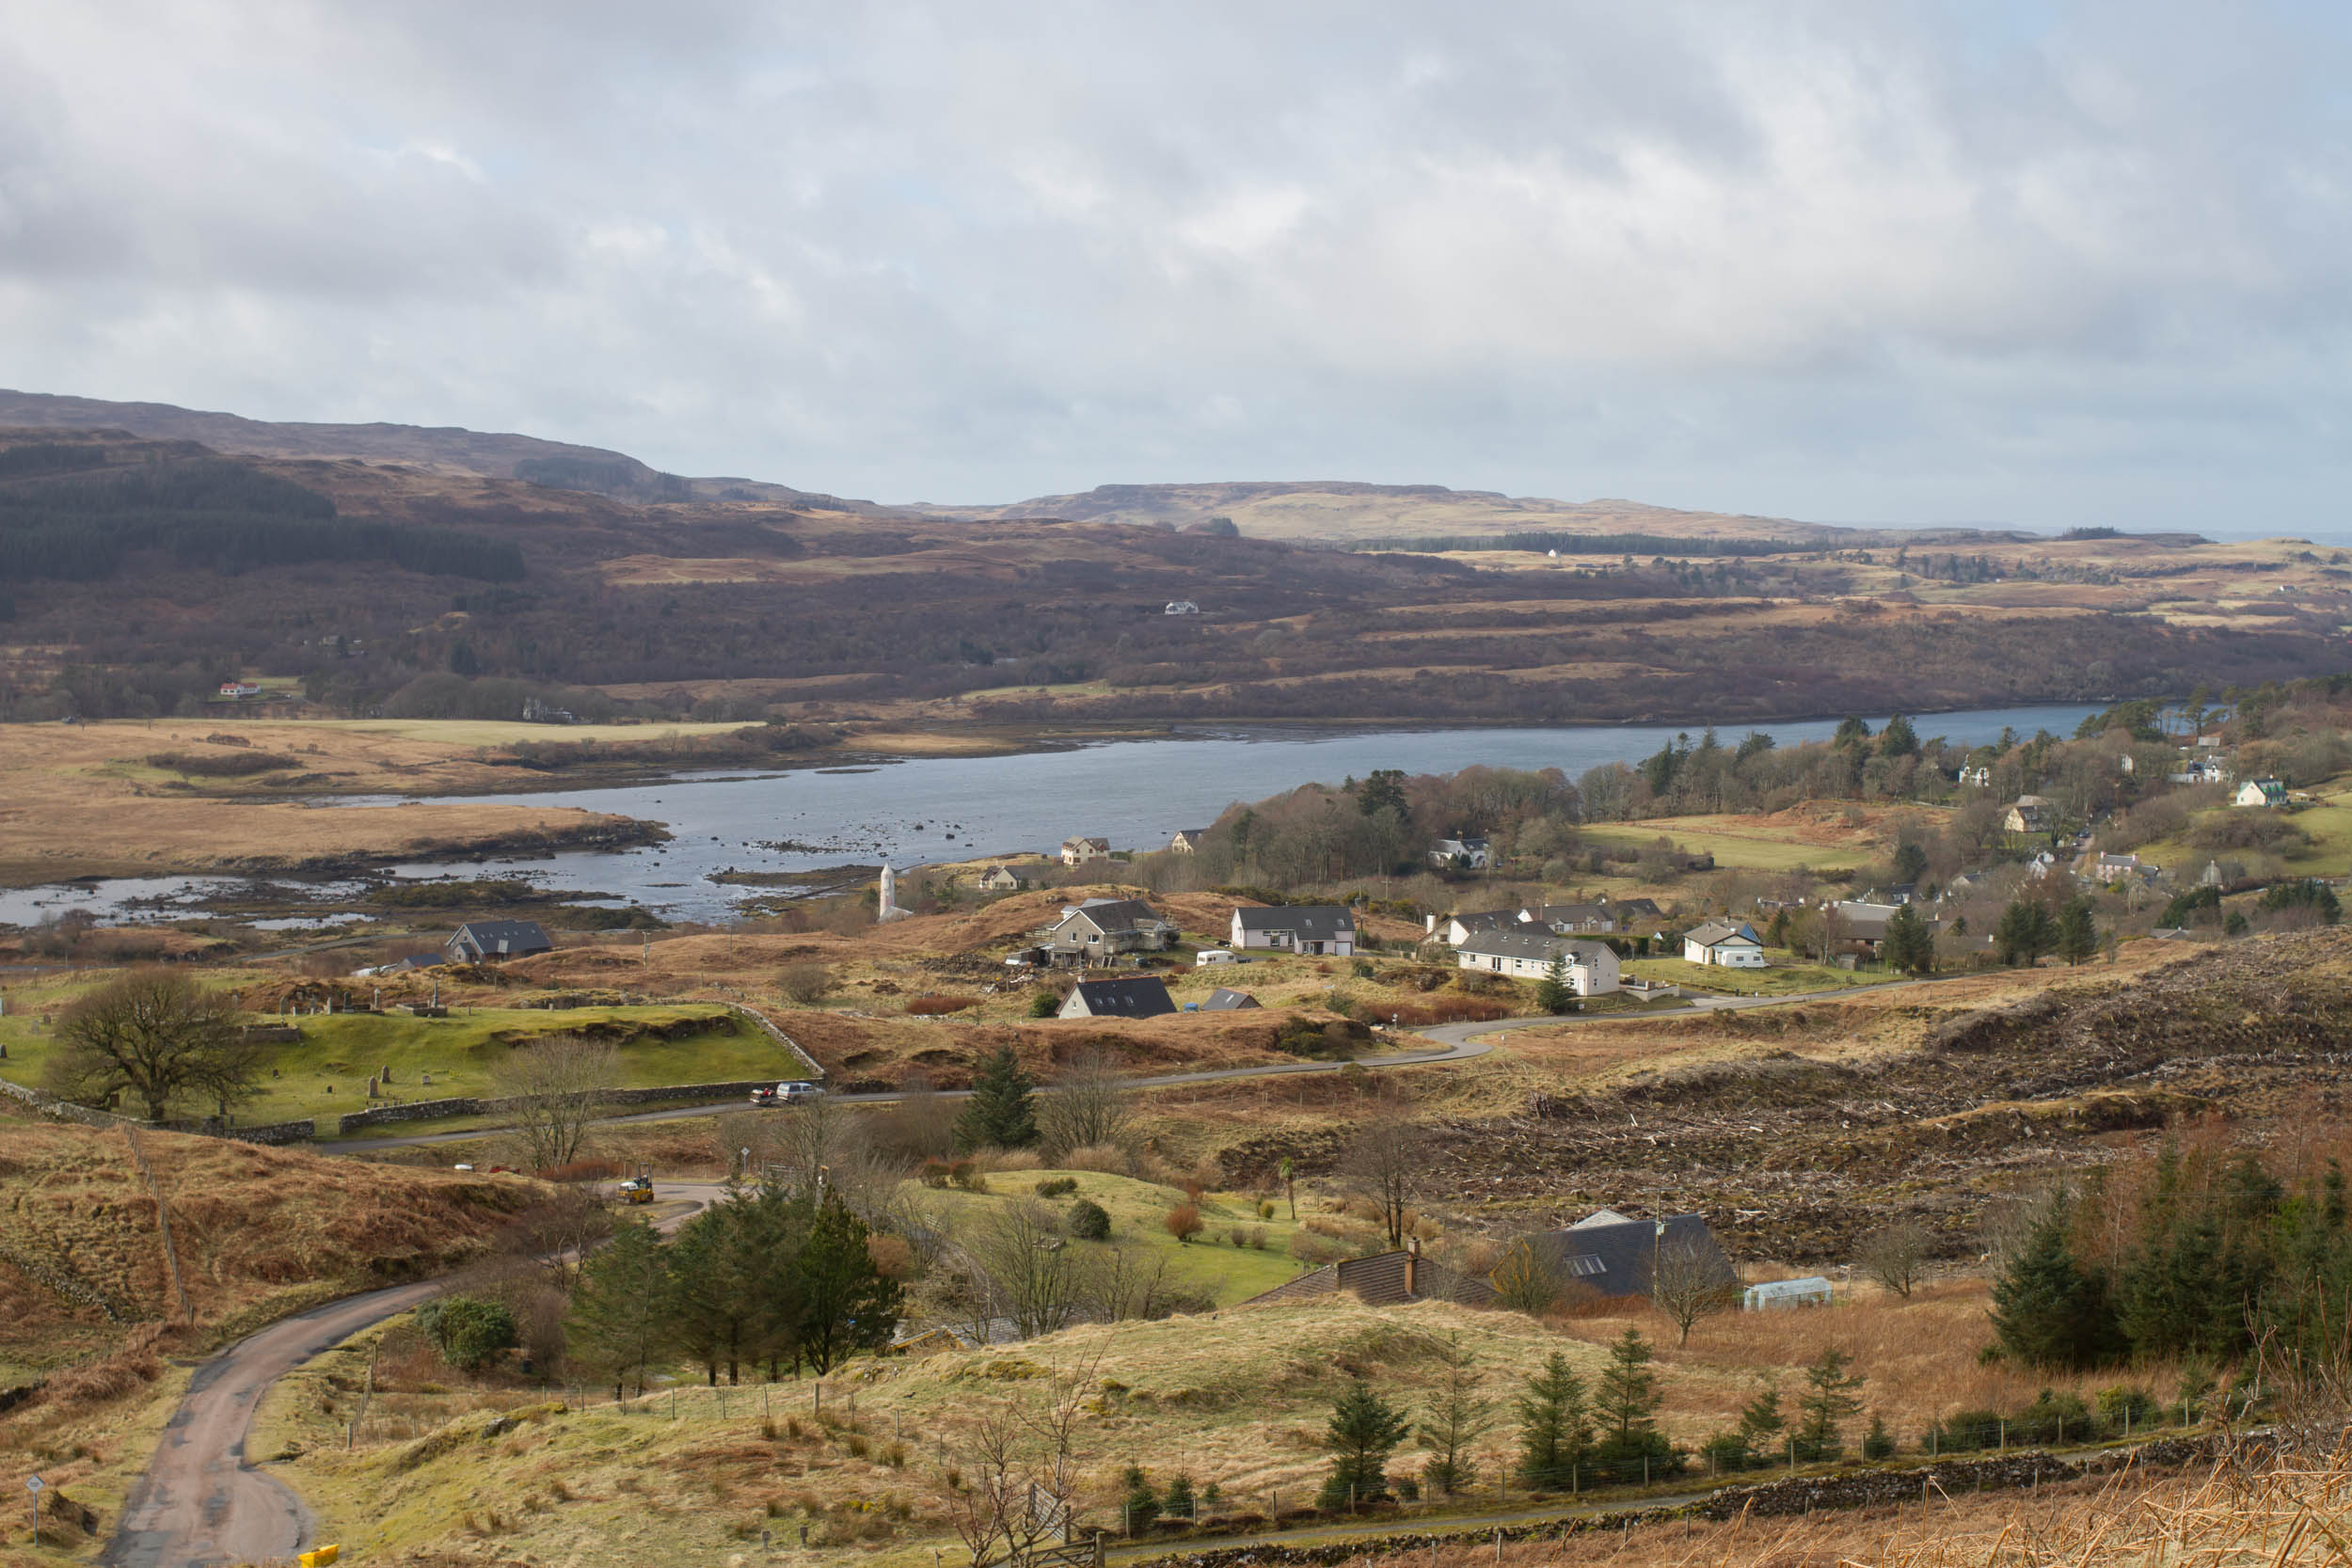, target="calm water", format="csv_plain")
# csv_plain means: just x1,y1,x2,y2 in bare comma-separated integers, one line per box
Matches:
3,705,2099,927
